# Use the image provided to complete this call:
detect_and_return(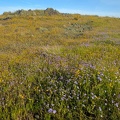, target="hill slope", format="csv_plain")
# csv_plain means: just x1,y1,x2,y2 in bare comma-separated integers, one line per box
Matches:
0,9,120,120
